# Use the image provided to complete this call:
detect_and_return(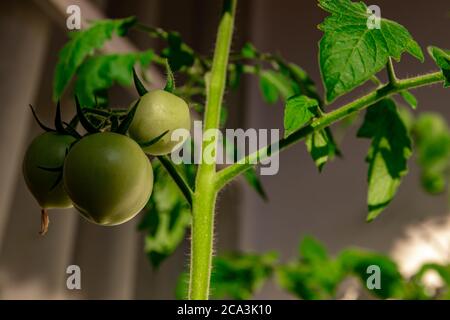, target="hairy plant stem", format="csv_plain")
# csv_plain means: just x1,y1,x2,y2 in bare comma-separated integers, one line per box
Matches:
215,71,445,189
189,0,237,300
387,57,398,86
